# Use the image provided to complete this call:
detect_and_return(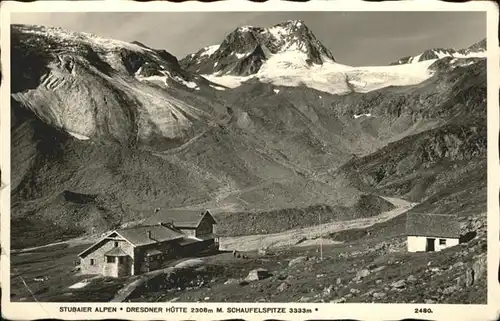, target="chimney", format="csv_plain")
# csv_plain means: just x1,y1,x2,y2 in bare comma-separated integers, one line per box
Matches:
154,208,160,214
